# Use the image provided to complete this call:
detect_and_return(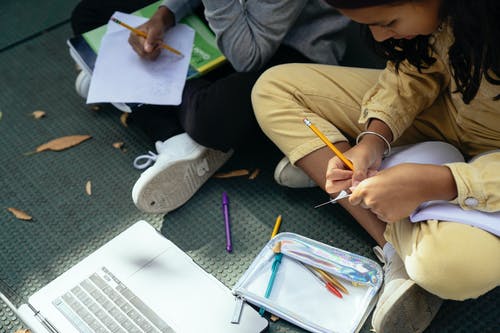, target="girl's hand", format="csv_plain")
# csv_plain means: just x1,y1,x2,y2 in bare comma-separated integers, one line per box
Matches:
128,6,174,60
325,141,382,194
349,163,457,223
